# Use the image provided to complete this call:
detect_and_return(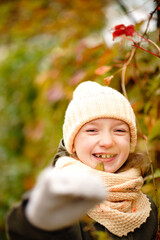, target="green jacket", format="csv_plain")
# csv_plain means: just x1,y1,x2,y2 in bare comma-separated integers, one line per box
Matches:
6,139,158,240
